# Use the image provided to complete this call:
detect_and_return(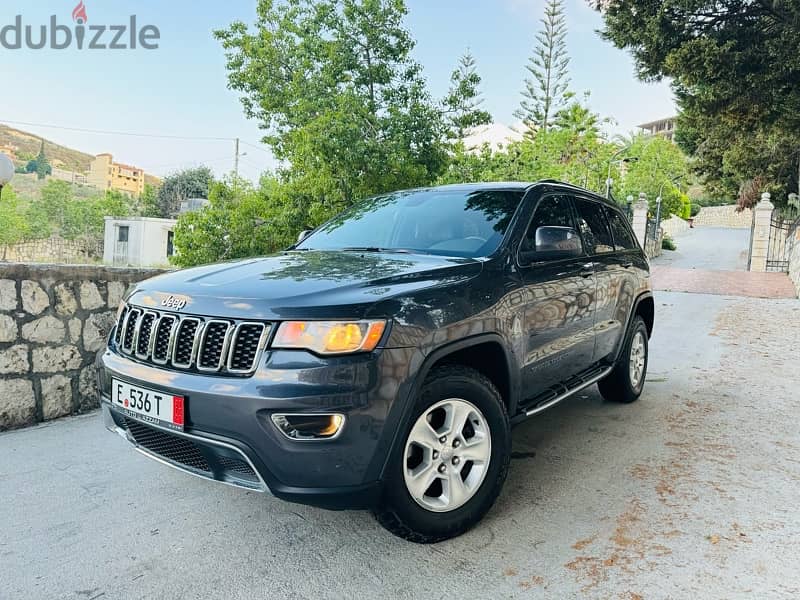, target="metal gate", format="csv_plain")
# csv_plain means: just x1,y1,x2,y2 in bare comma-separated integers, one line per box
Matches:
765,210,794,272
